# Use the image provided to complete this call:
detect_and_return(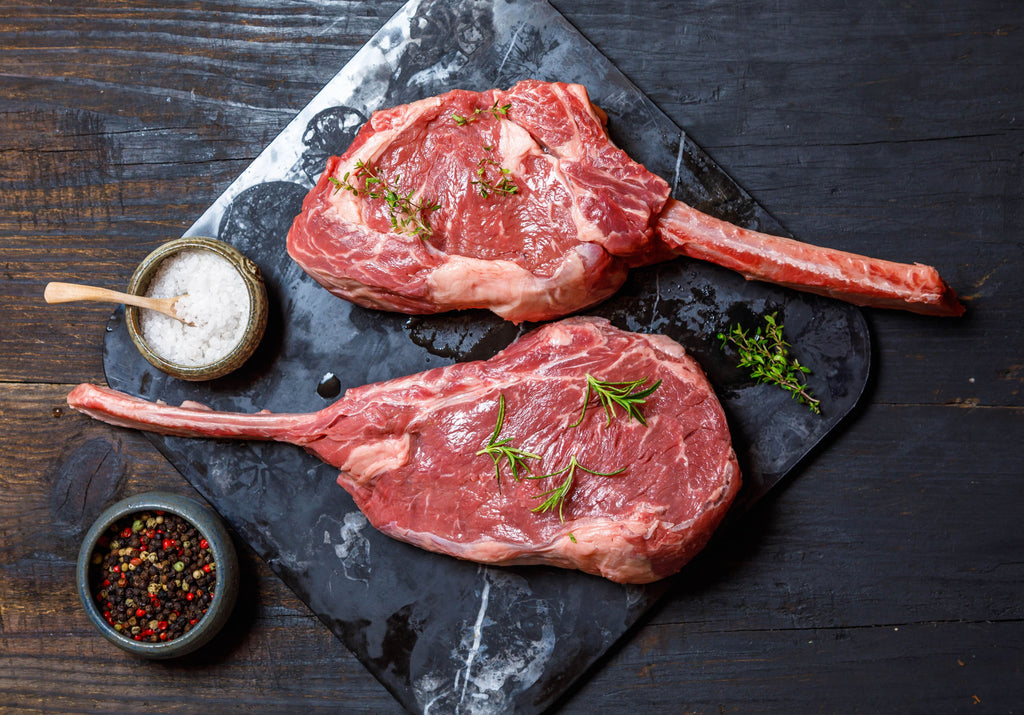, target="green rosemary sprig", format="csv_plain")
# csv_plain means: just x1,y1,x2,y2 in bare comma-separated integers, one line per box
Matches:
569,374,663,428
328,159,441,240
452,101,511,126
472,148,519,198
717,312,821,414
527,456,626,523
476,394,540,487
